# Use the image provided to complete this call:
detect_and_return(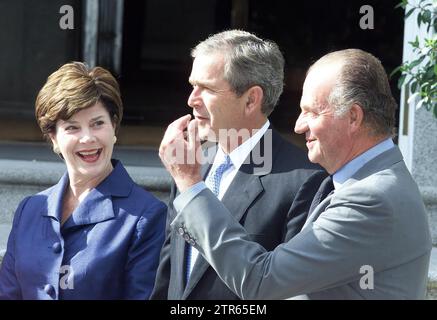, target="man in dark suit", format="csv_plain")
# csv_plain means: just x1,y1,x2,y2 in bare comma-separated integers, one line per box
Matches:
151,30,324,300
